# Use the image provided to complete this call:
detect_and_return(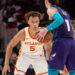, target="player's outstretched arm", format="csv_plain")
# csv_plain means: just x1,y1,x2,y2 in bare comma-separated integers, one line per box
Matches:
2,29,25,75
